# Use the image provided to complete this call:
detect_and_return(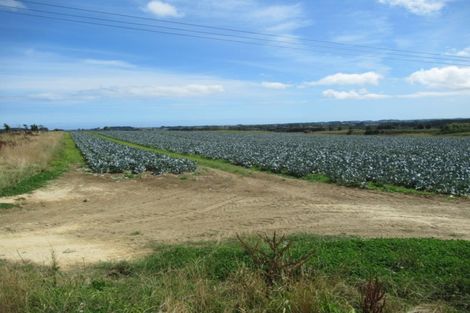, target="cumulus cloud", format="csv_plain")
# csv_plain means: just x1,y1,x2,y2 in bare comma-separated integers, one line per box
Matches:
322,89,387,100
0,0,25,10
302,72,383,87
407,66,470,89
145,0,183,18
261,81,291,90
377,0,446,15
